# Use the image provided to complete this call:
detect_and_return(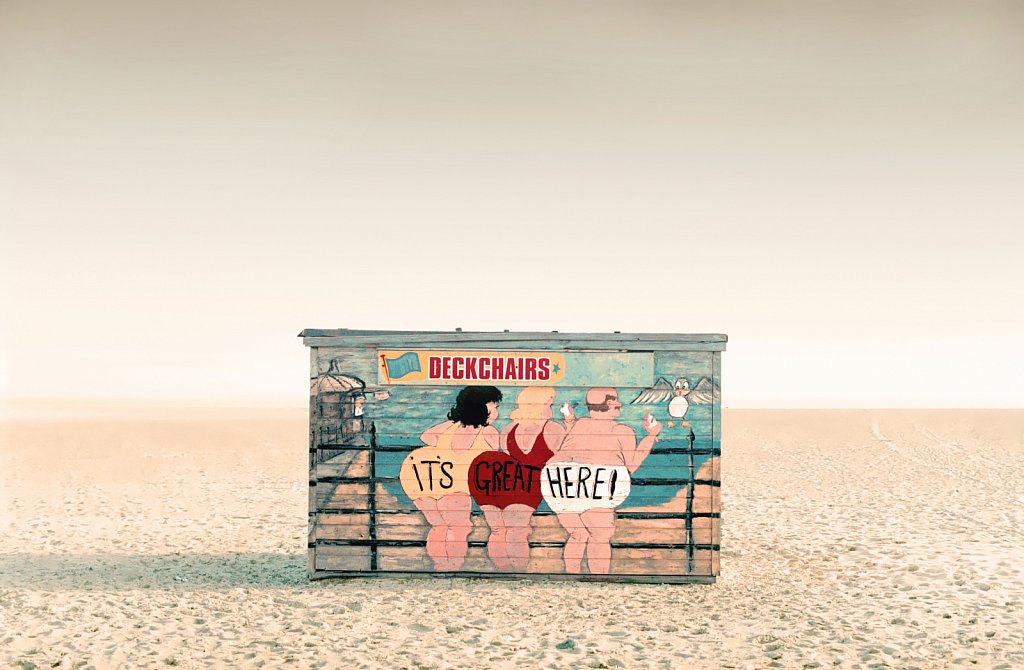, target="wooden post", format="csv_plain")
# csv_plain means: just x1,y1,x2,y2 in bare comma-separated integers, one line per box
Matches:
369,421,378,571
685,426,696,574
